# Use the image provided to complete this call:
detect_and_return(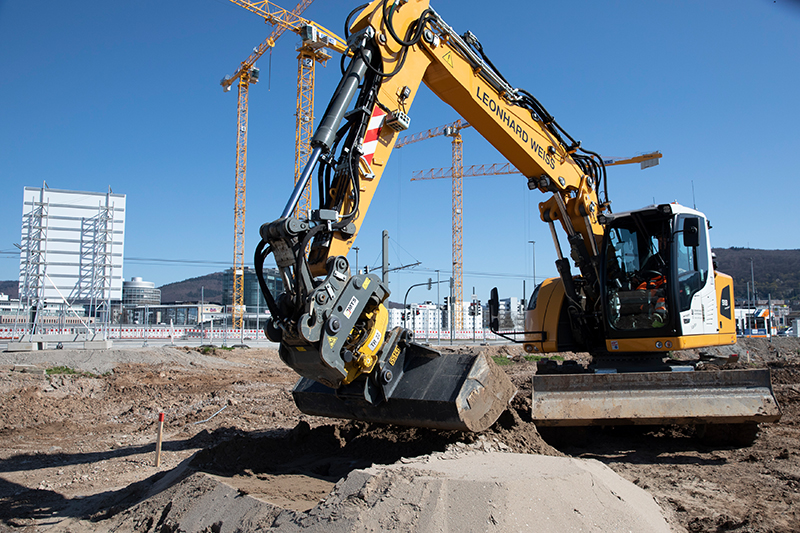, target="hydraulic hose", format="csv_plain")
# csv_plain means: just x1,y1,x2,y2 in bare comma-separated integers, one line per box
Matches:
254,240,281,320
